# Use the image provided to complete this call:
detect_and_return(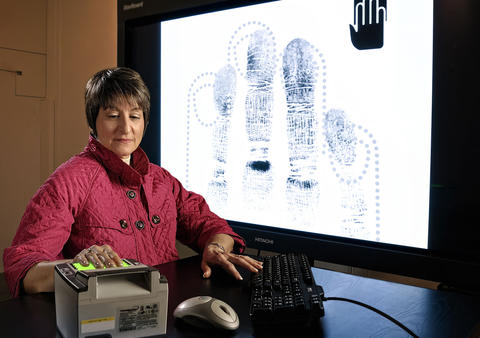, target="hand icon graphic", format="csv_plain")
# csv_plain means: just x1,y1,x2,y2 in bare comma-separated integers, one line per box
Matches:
350,0,387,50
